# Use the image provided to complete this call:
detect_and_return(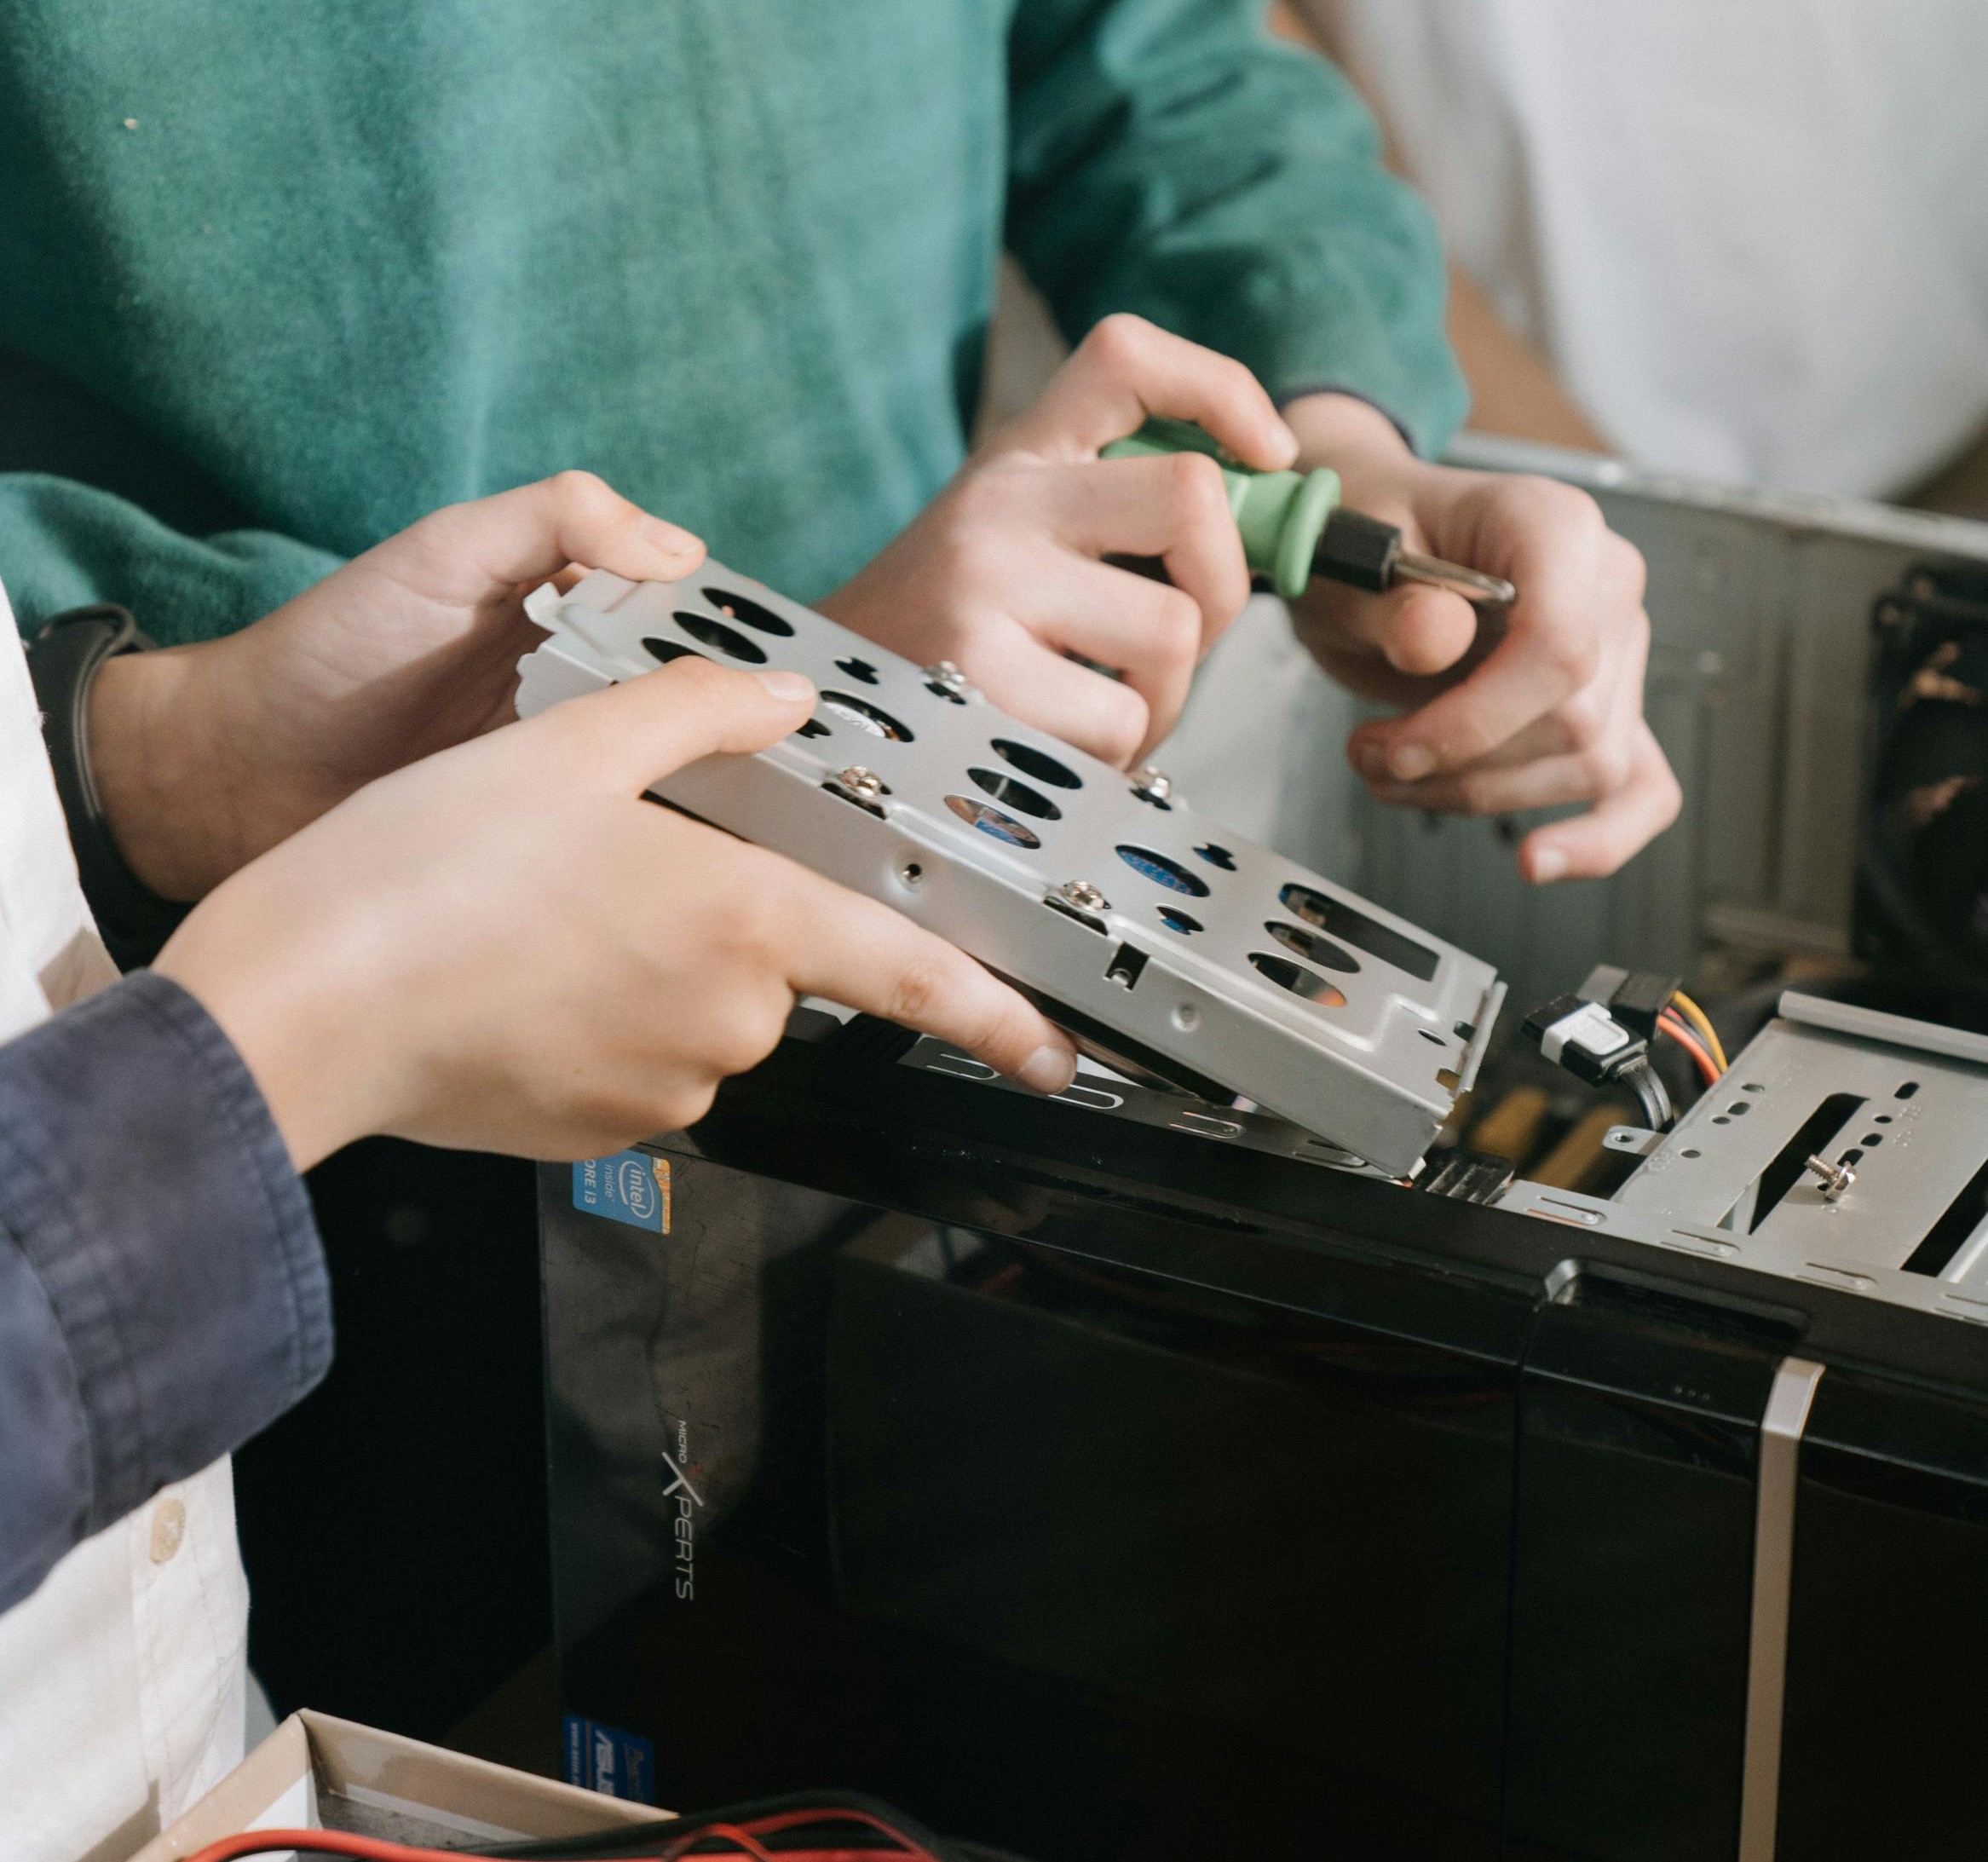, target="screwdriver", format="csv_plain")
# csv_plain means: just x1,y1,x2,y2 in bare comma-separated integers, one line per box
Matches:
1101,416,1518,608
